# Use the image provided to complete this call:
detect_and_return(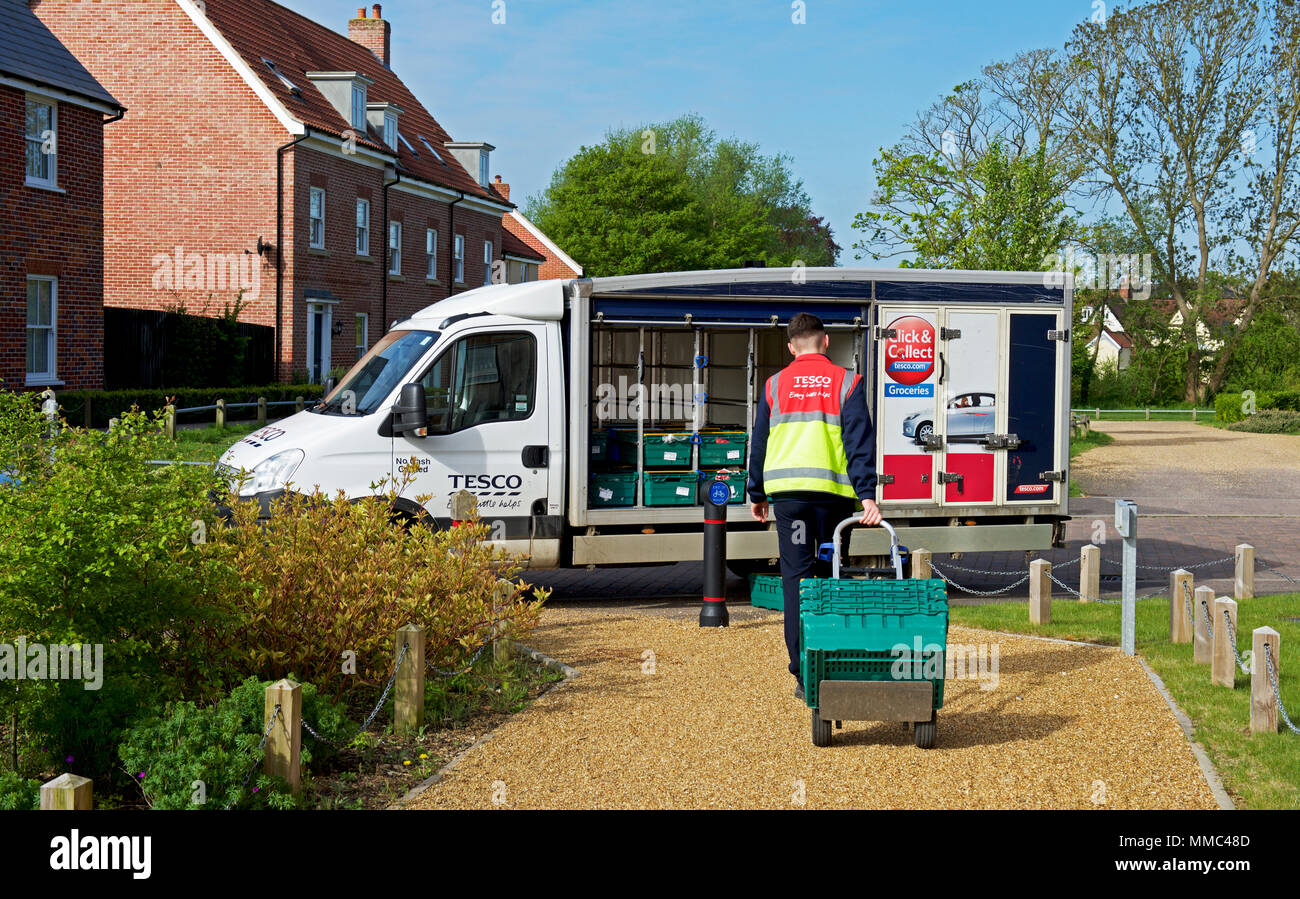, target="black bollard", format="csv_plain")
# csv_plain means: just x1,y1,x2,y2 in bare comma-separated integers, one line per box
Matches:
700,478,730,627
